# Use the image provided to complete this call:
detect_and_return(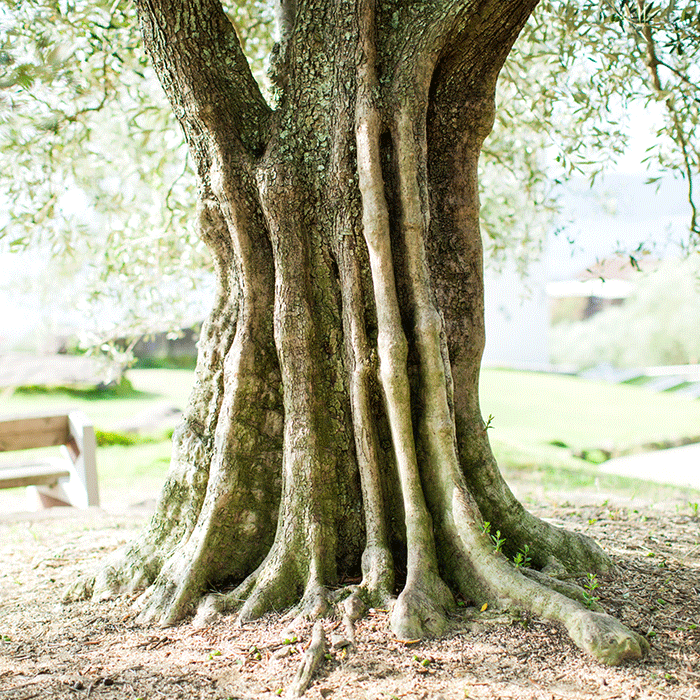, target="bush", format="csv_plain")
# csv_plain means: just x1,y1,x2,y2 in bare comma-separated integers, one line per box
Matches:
94,429,140,447
94,429,157,447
